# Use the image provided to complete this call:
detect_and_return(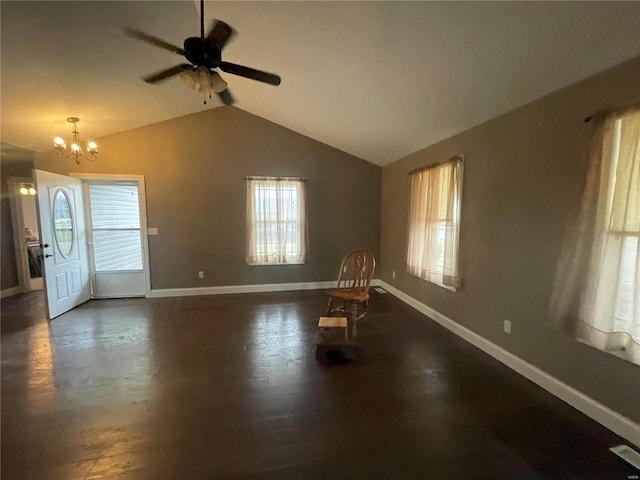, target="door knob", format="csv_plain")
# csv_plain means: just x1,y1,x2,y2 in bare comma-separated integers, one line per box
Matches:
44,254,53,258
41,243,50,248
